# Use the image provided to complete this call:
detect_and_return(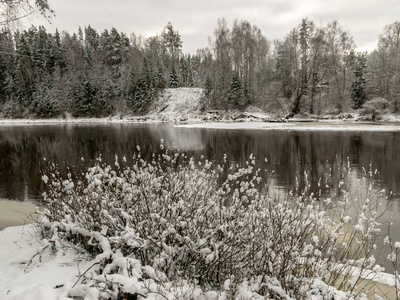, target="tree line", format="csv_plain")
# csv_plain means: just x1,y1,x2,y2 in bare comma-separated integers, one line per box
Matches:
0,18,399,118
